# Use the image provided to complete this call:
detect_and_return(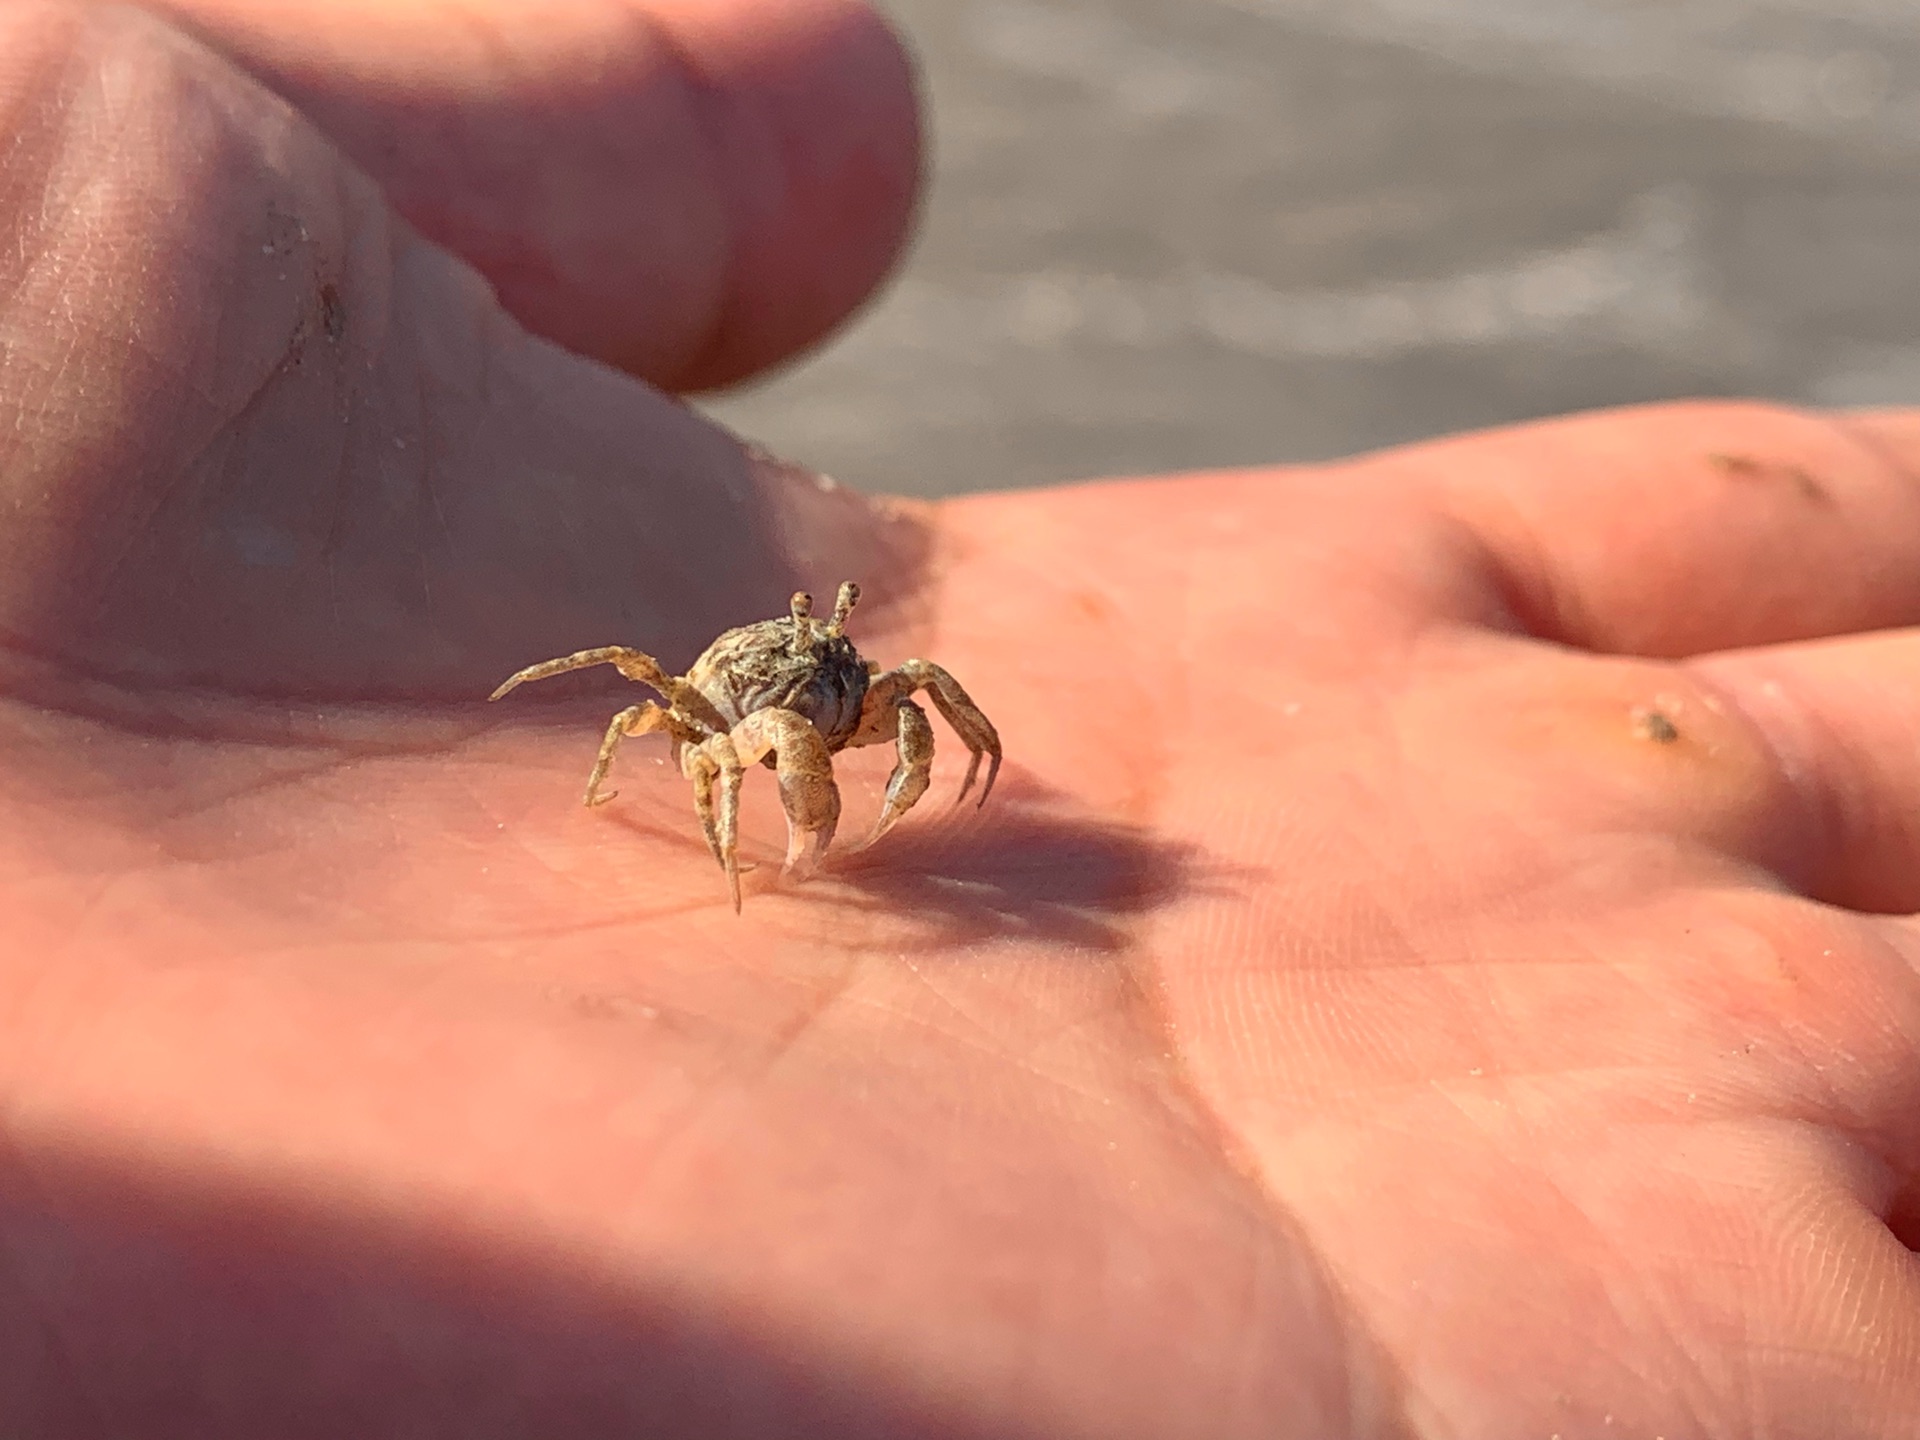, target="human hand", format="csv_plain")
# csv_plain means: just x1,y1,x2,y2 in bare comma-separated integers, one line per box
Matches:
3,4,1917,1437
